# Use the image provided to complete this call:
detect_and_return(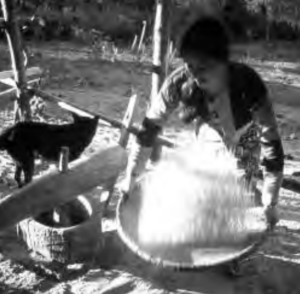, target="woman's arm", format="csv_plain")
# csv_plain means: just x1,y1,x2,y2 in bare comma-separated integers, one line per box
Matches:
252,96,284,208
125,67,185,181
240,64,284,210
